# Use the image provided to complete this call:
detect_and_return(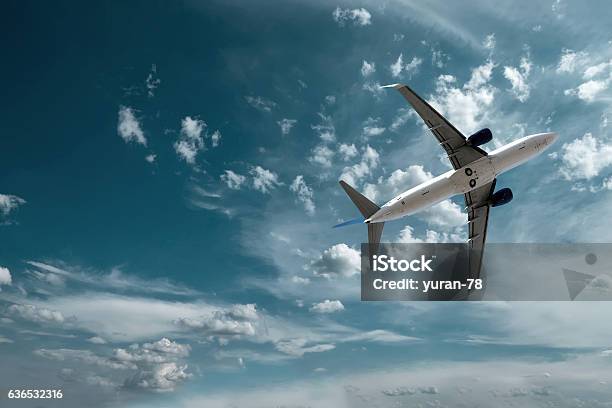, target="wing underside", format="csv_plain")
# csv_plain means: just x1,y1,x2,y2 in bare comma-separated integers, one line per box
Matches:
464,179,496,280
385,83,487,169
